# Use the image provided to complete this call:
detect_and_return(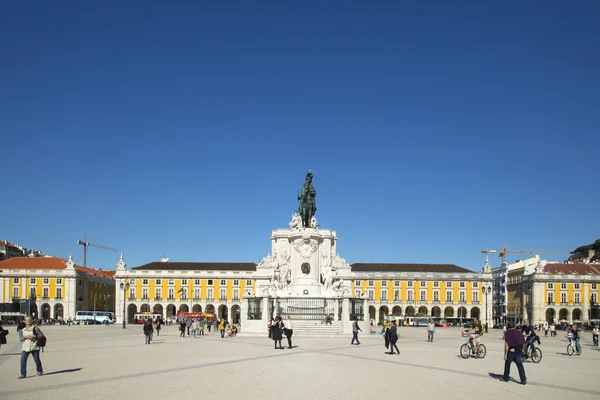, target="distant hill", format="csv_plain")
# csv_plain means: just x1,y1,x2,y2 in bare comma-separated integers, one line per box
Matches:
569,239,600,262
